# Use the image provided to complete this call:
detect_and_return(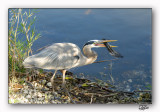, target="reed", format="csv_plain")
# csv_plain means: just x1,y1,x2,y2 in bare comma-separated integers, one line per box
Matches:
8,8,40,78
